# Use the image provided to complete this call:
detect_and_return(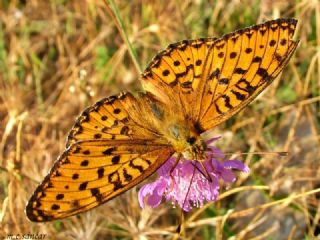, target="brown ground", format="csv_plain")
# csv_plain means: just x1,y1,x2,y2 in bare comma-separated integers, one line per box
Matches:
0,0,319,239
